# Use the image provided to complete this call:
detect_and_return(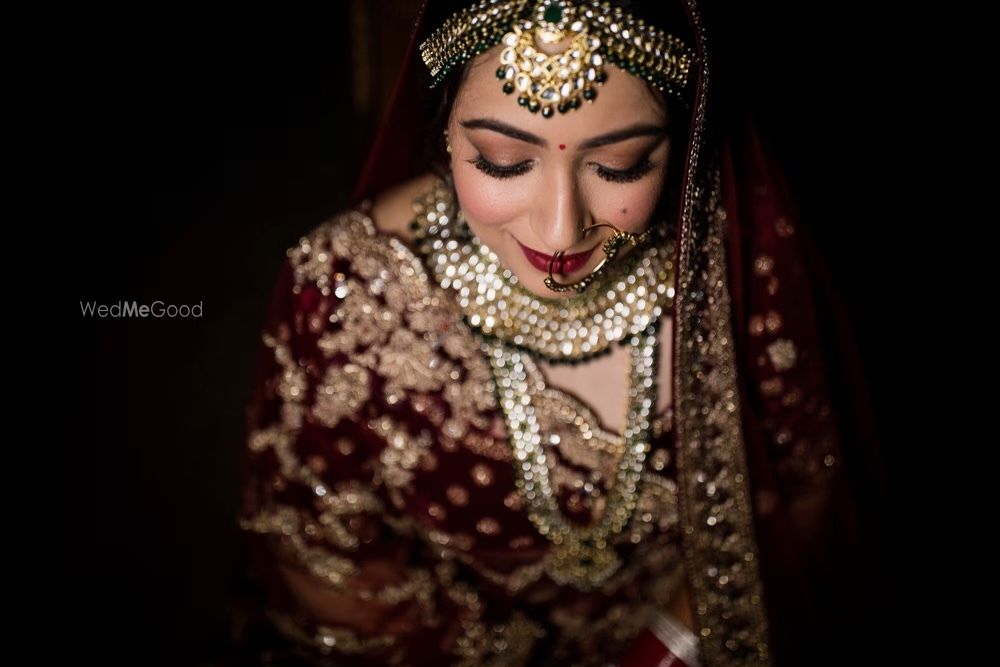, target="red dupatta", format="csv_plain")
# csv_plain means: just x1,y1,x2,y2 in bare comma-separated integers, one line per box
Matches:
346,2,890,665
